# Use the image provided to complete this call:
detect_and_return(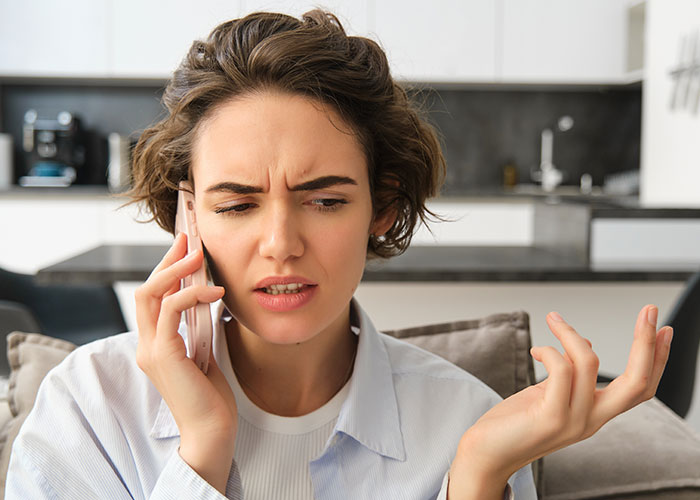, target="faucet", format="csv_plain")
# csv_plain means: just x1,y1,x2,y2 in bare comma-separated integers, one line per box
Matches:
531,115,574,192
